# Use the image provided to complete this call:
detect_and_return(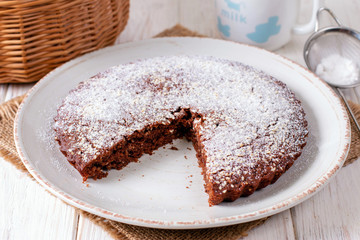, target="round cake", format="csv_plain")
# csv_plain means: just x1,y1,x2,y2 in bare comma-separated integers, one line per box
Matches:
54,55,308,206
